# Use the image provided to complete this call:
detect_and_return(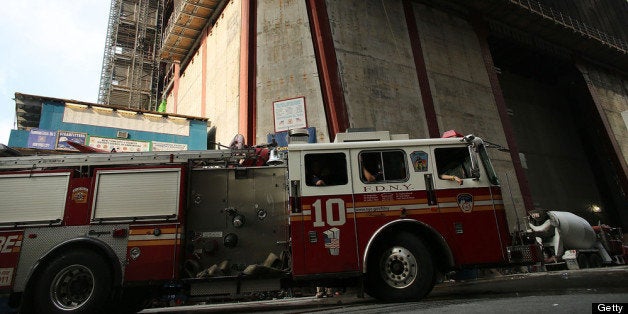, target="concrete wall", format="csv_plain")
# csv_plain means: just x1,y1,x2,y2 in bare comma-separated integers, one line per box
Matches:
167,0,243,146
317,0,530,229
163,0,628,229
326,0,428,138
500,71,604,213
177,50,203,117
206,0,242,145
579,65,628,166
319,0,525,229
256,0,329,143
410,3,525,229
